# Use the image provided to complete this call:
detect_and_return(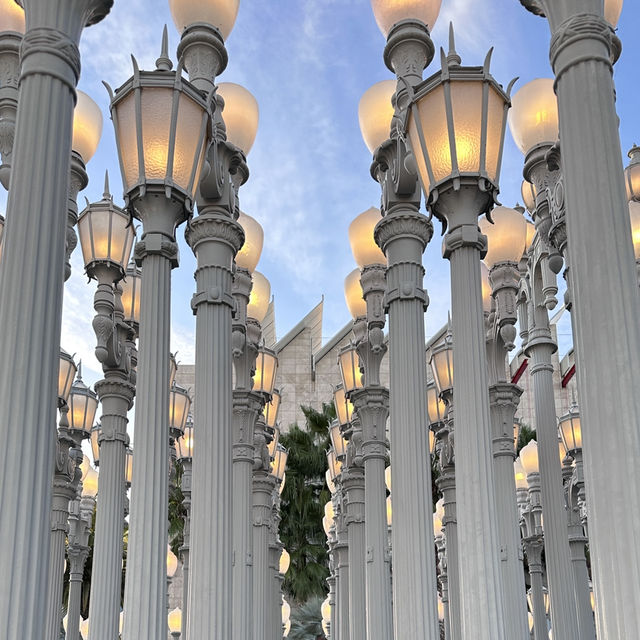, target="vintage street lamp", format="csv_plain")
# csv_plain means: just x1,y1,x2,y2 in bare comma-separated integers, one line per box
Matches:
279,549,290,576
217,83,259,157
120,260,143,330
90,424,101,467
333,384,354,428
358,80,396,154
168,607,182,639
253,347,278,396
338,344,364,394
271,444,288,484
247,270,271,323
624,145,640,203
169,384,191,439
58,349,78,406
108,39,210,640
629,201,640,281
329,420,348,460
68,369,99,438
558,402,582,458
236,211,264,274
344,268,367,320
263,388,281,430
